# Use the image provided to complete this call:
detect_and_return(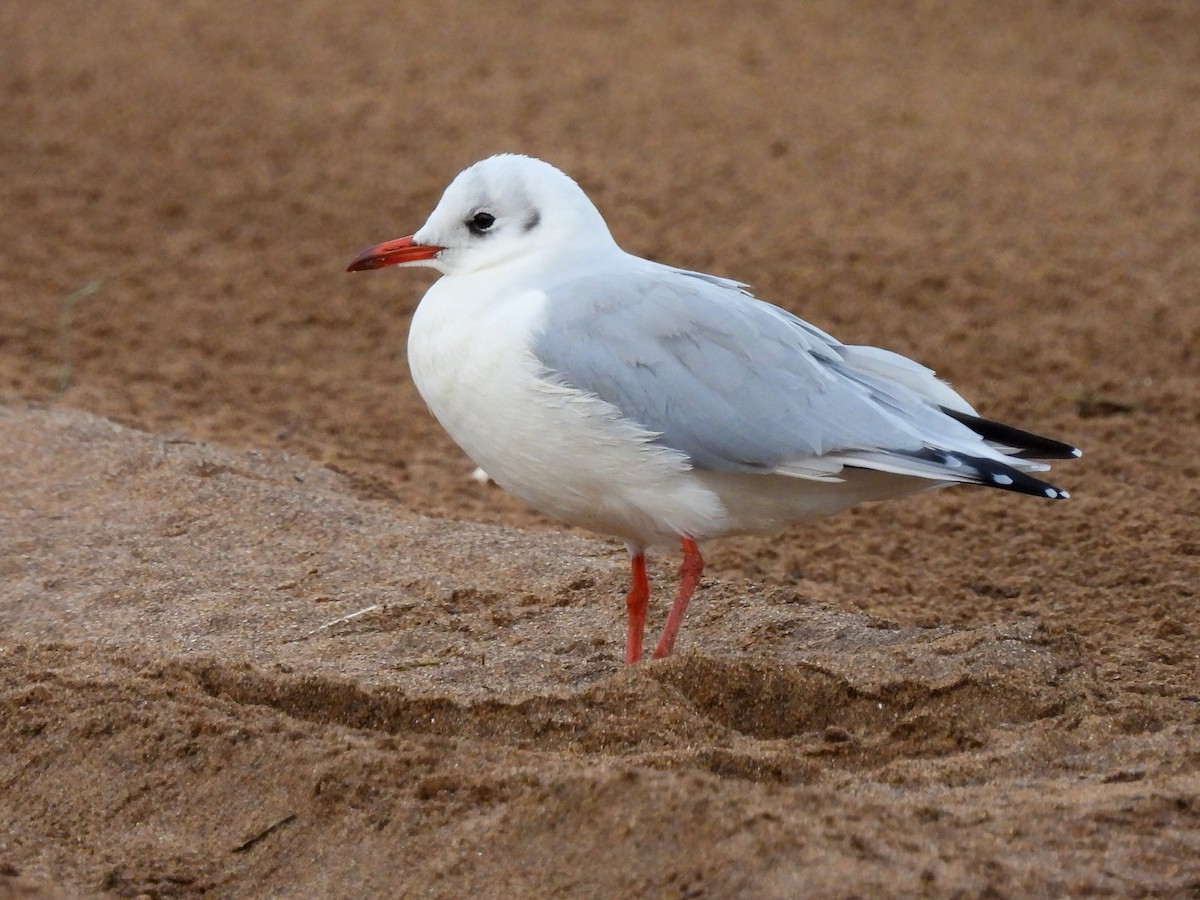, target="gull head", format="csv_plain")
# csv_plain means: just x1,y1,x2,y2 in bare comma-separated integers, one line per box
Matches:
347,154,618,277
